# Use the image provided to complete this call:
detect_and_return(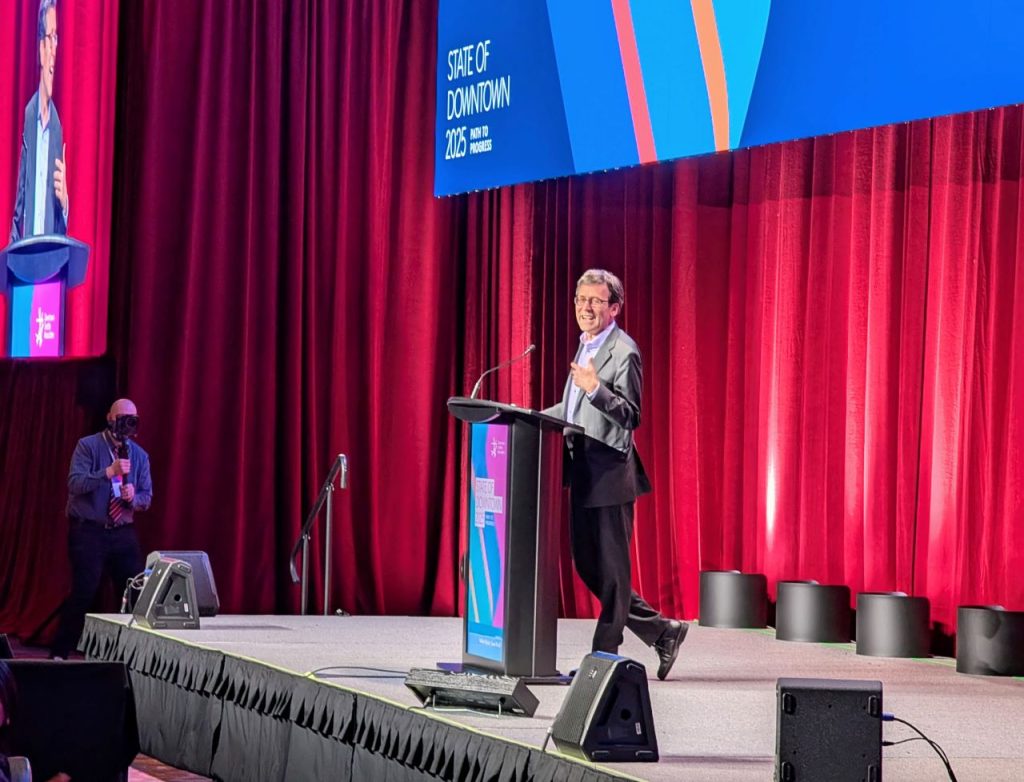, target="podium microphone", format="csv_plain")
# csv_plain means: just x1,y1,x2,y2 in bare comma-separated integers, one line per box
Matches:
469,344,536,399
